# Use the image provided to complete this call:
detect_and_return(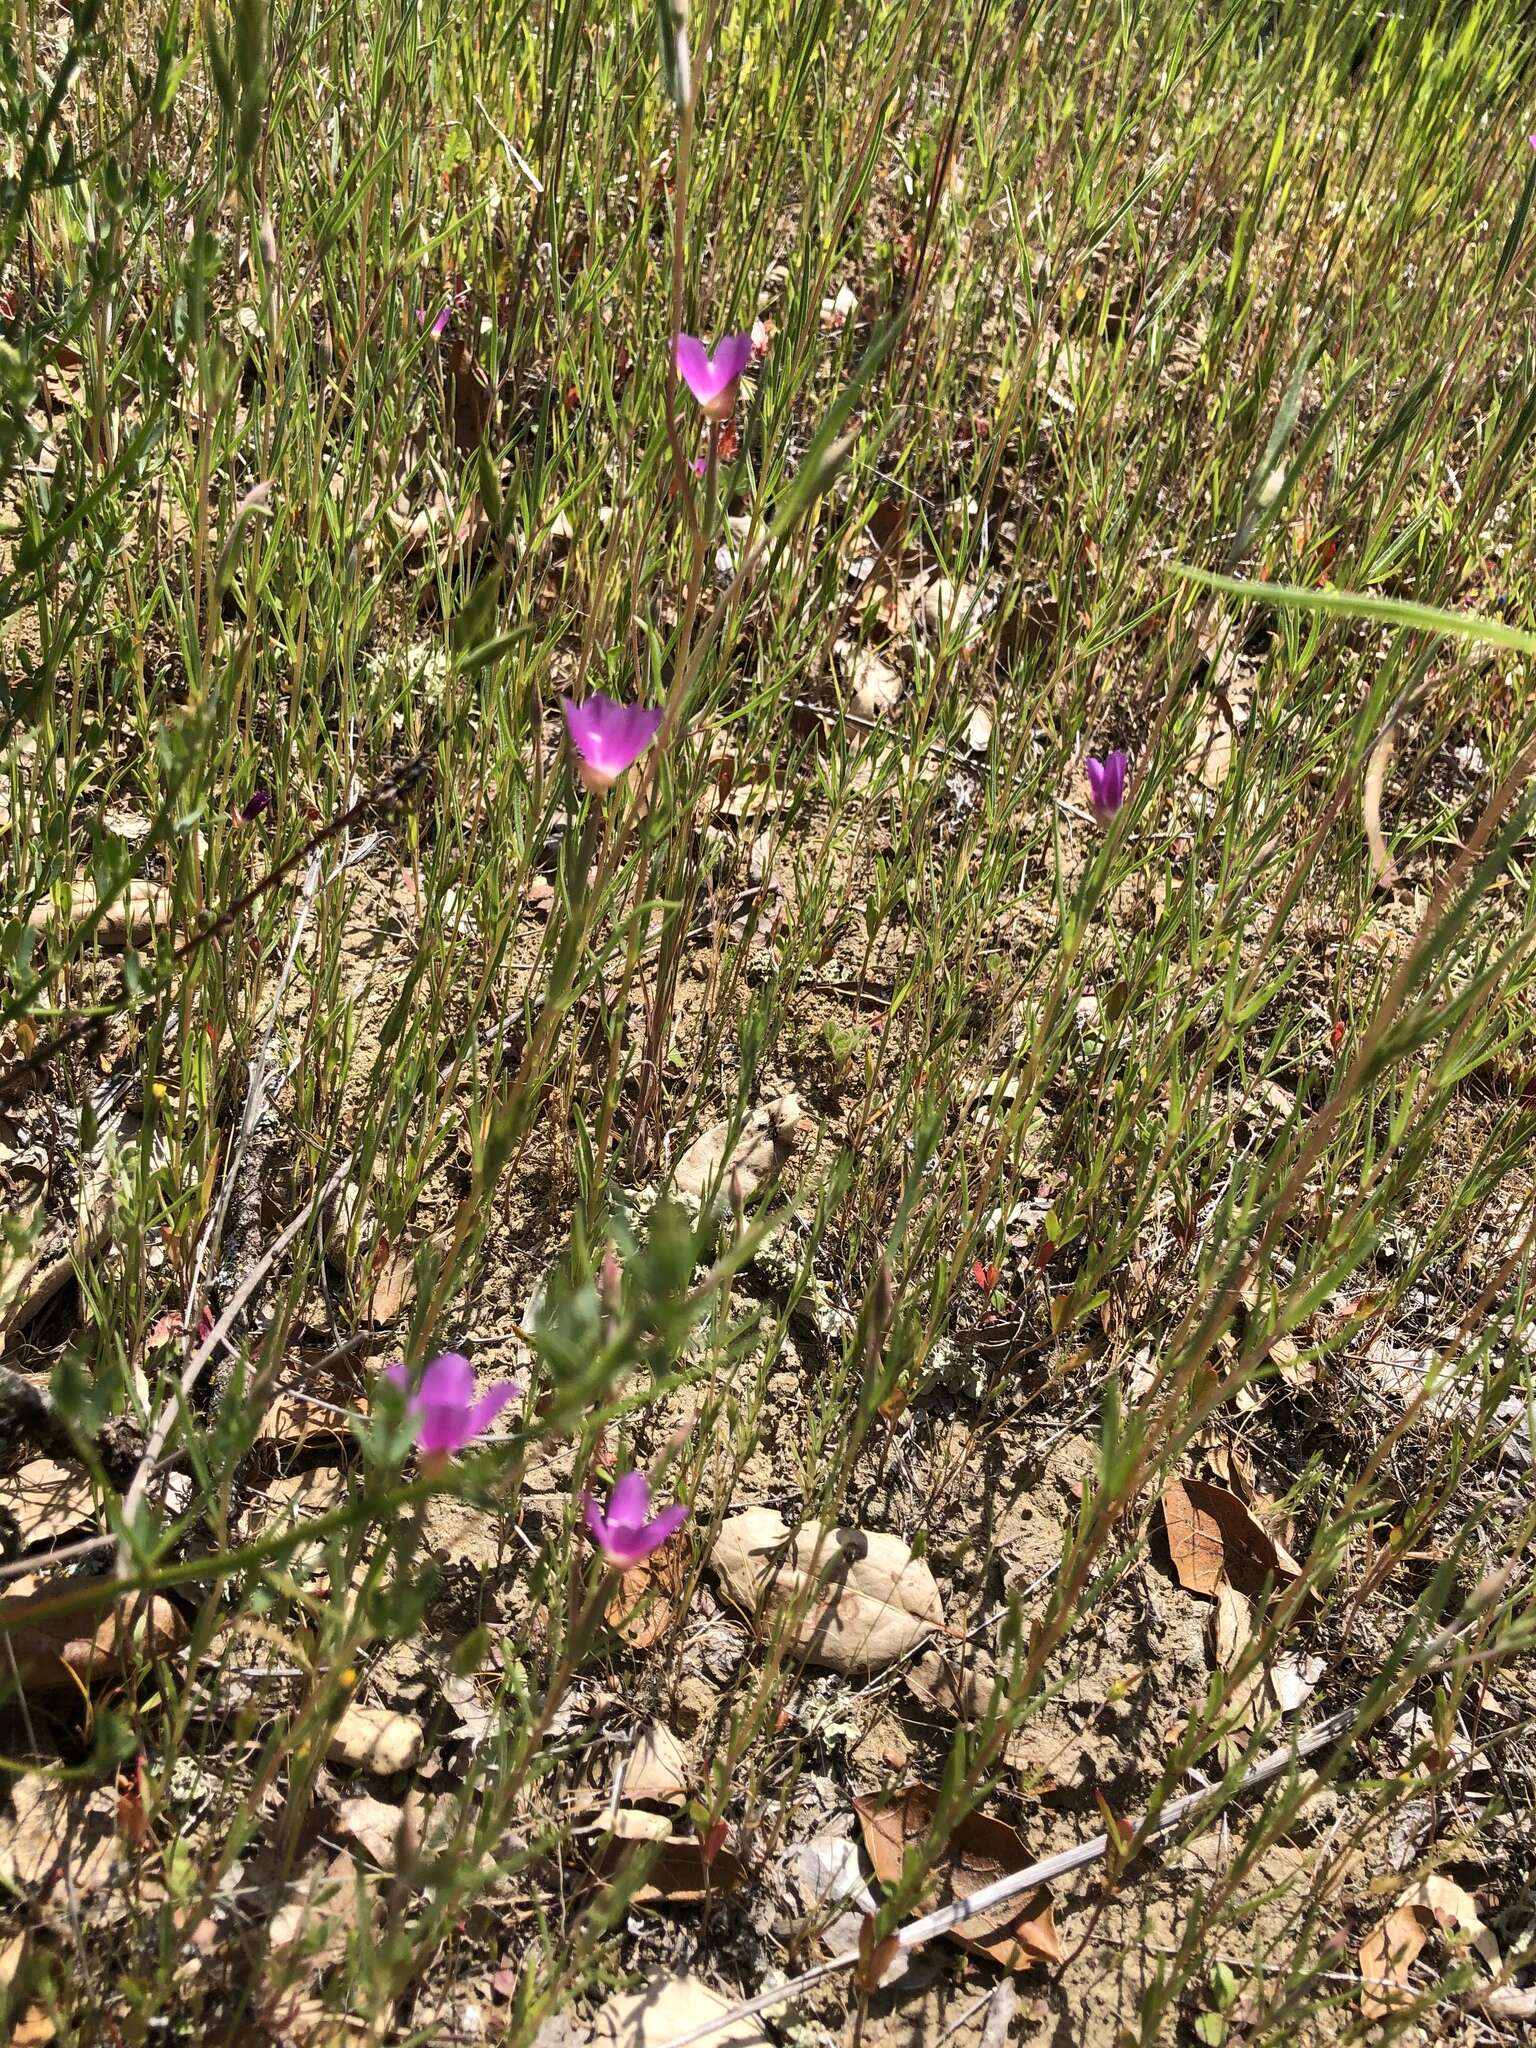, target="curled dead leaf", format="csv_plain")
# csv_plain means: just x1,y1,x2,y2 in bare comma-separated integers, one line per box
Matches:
607,1535,687,1649
839,643,903,722
853,1785,1060,1972
711,1509,943,1674
673,1096,802,1215
0,1588,186,1695
325,1704,423,1775
26,881,173,948
1404,1874,1499,1973
1356,1874,1497,2022
333,1794,406,1870
1266,1651,1325,1715
905,1642,998,1721
622,1723,690,1807
1359,1901,1428,2020
596,1809,744,1903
